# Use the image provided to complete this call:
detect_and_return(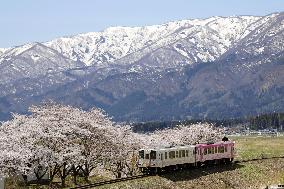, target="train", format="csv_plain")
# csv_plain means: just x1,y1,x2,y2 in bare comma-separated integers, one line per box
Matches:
138,138,235,173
